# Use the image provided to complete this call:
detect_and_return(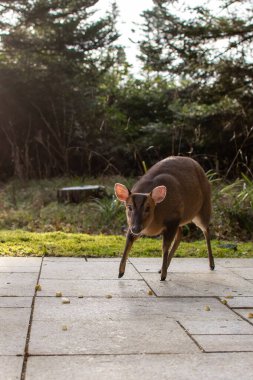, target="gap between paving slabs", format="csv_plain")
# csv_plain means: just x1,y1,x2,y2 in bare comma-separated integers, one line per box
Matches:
2,257,253,379
29,258,253,356
17,257,155,380
25,353,253,380
36,258,153,298
20,257,44,380
0,256,43,380
24,258,203,360
129,257,253,353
